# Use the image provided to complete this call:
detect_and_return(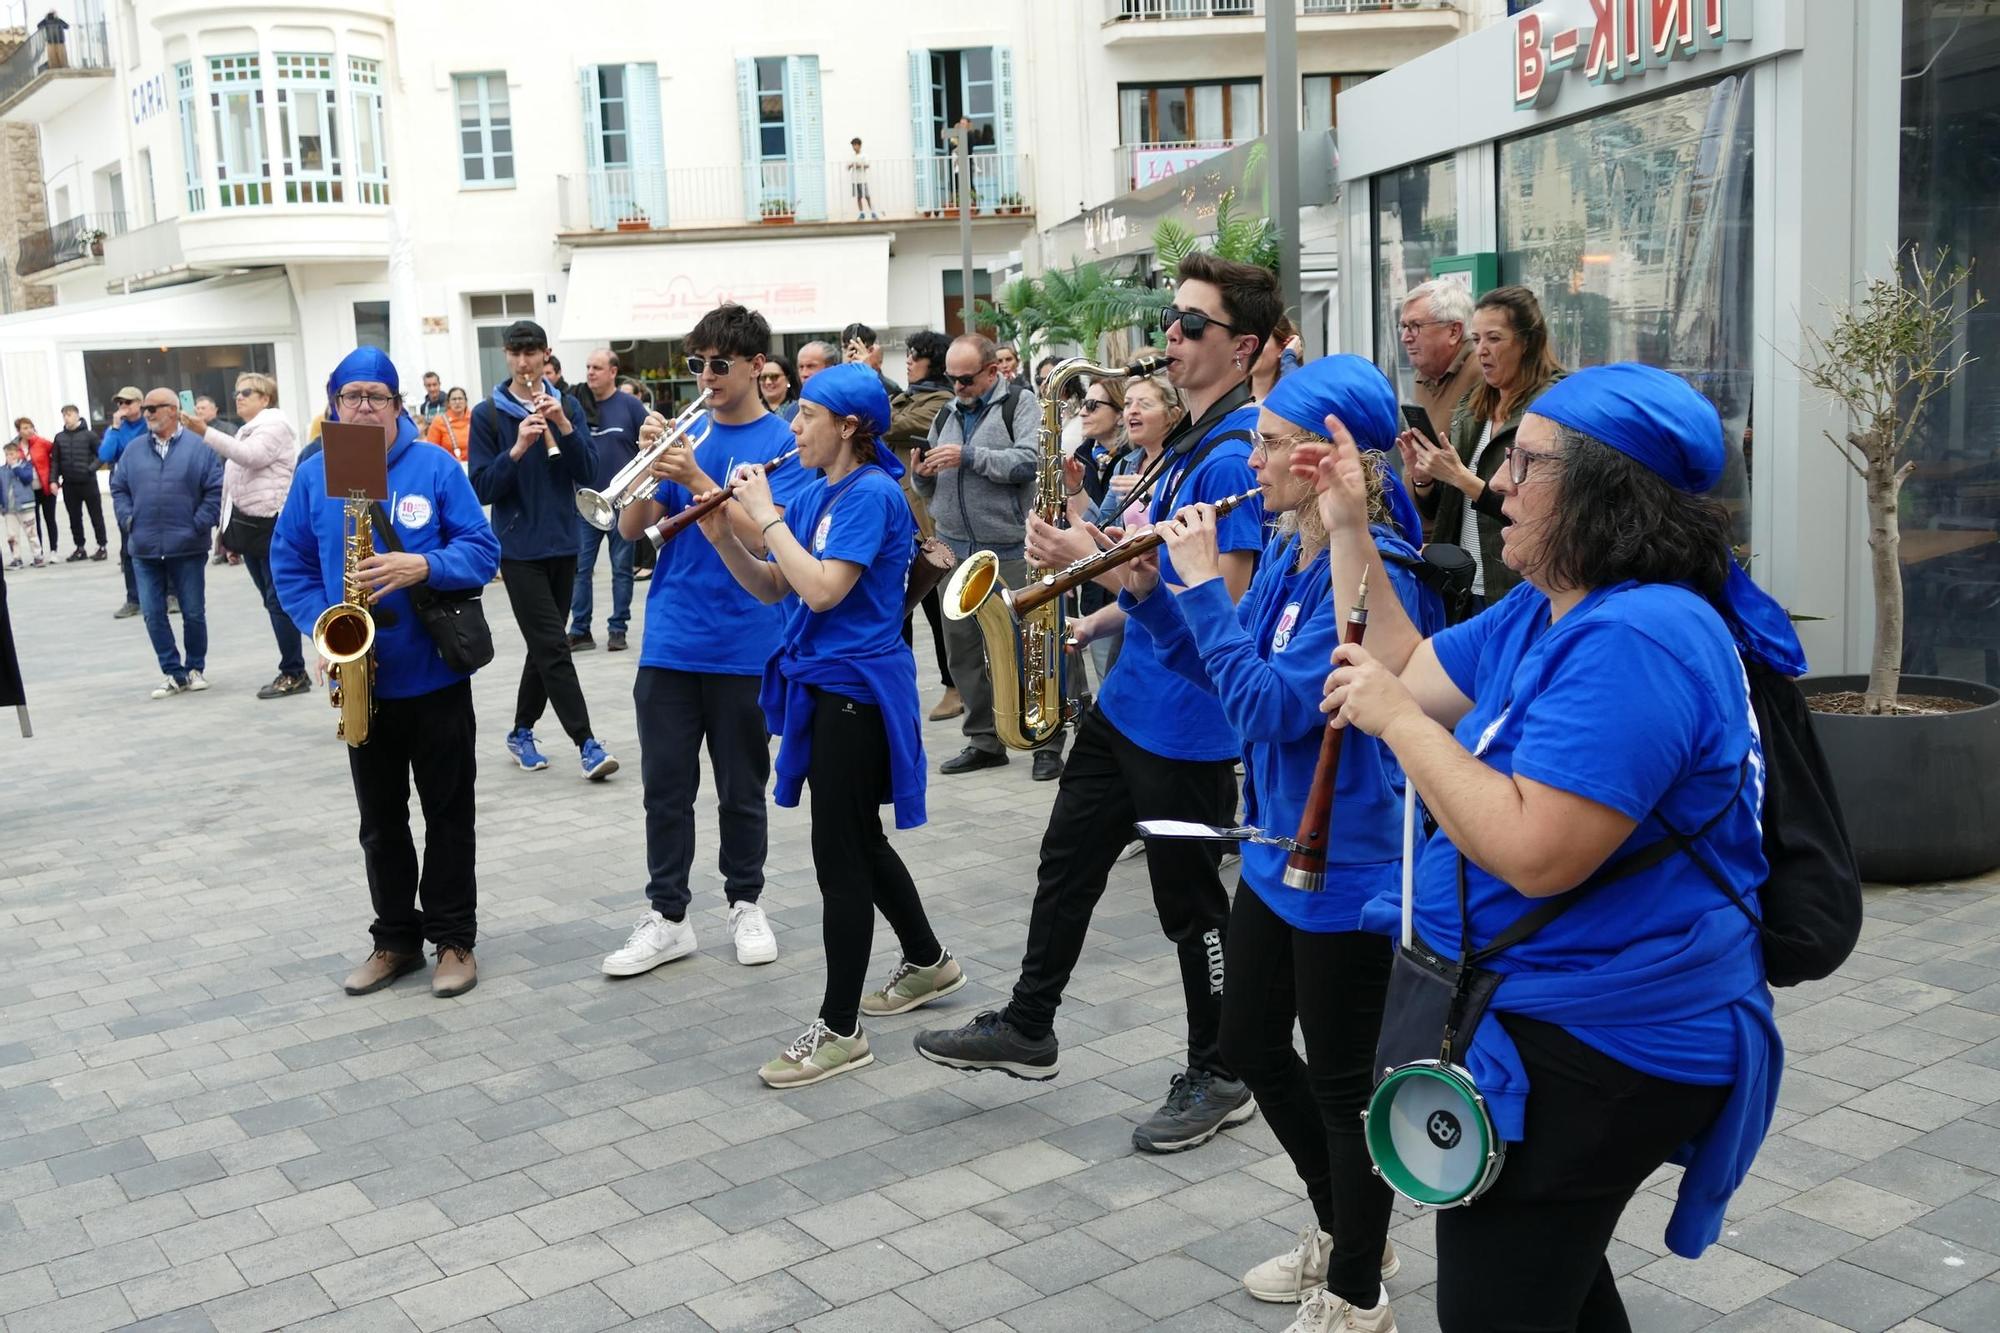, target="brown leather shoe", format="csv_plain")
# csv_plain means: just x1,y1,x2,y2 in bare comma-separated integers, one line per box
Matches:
432,946,478,998
928,687,964,721
342,949,424,996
